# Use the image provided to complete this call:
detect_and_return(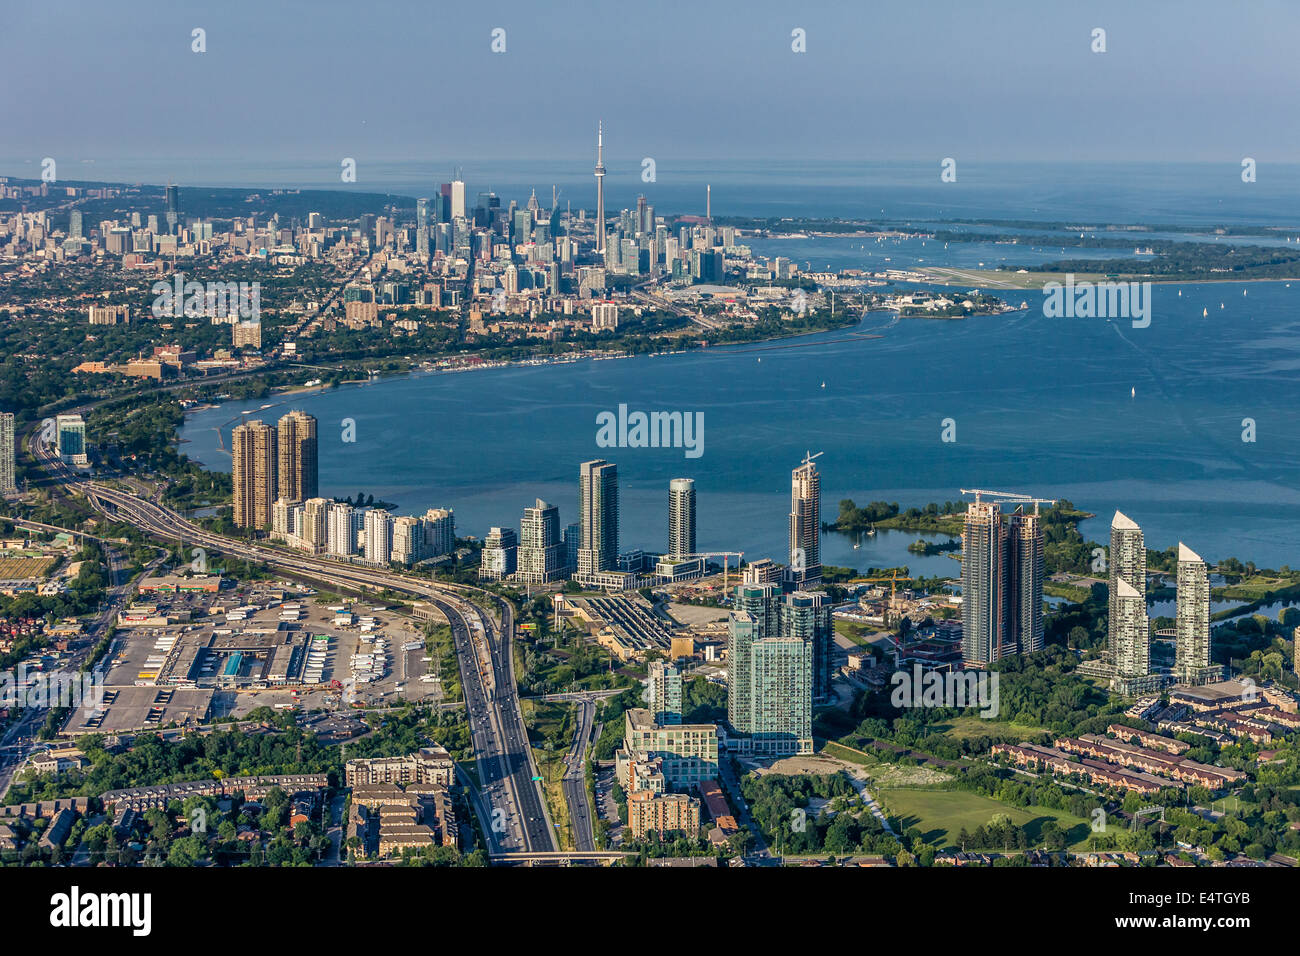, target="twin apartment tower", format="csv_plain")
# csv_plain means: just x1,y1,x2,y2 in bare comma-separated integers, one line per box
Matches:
1109,511,1214,693
962,500,1215,692
231,410,317,529
960,500,1046,667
